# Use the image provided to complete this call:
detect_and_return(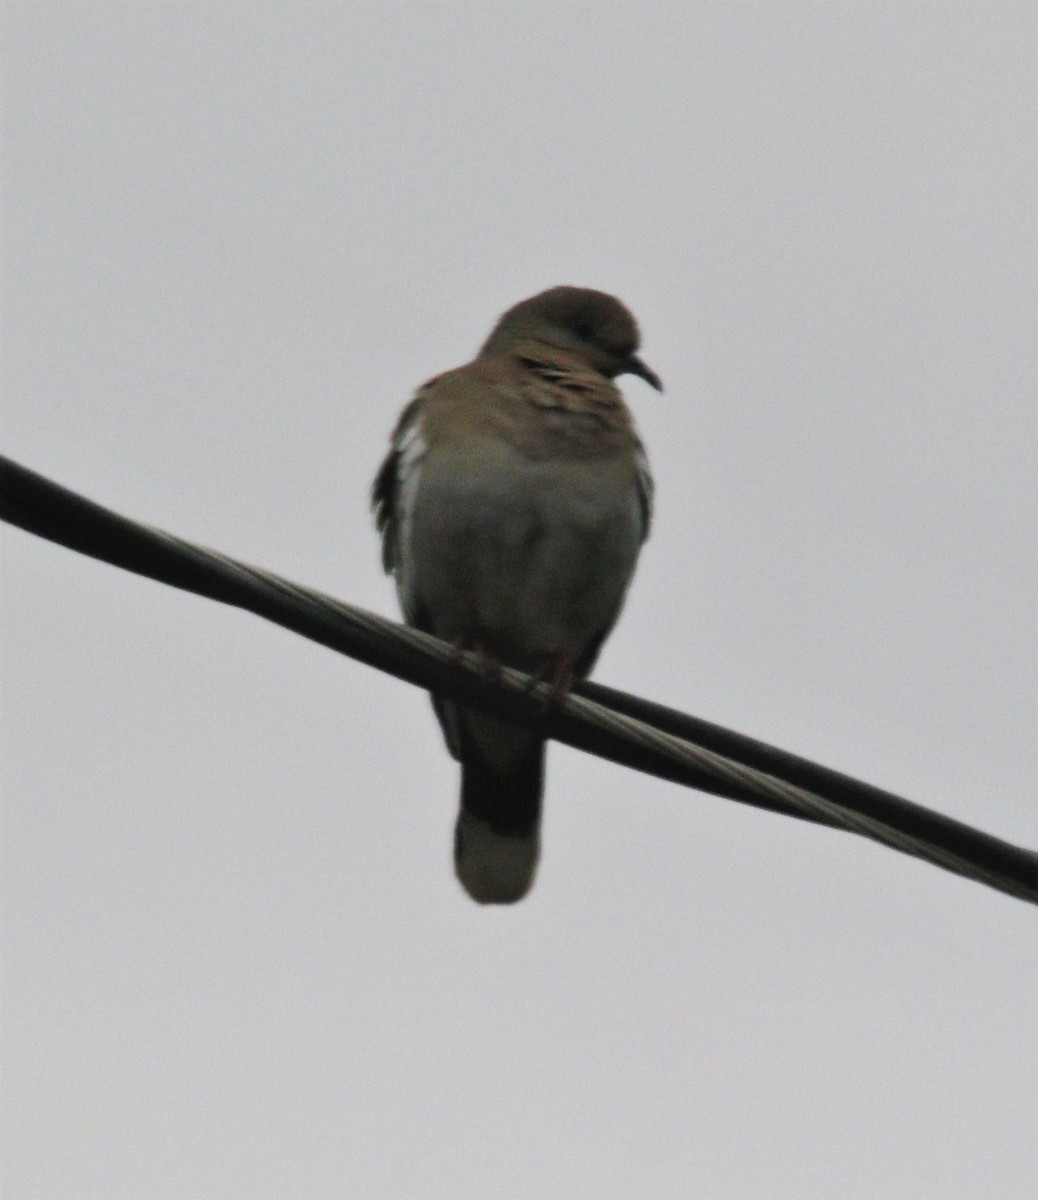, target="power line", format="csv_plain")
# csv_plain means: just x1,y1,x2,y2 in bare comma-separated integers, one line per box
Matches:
3,454,1035,905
